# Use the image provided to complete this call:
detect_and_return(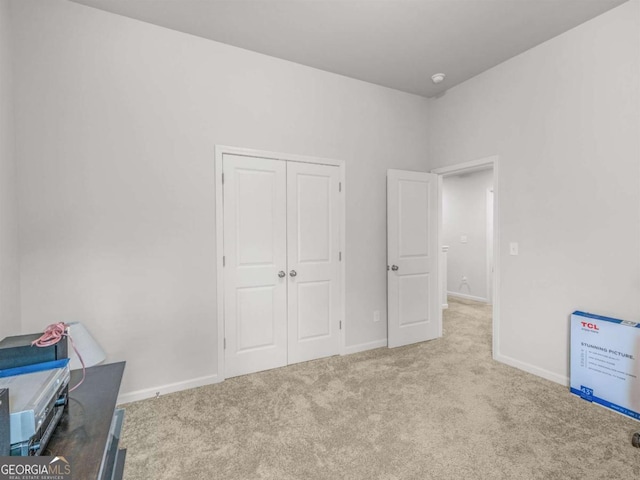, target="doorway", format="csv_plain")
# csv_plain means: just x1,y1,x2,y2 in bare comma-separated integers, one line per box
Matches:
432,156,499,357
441,168,494,304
